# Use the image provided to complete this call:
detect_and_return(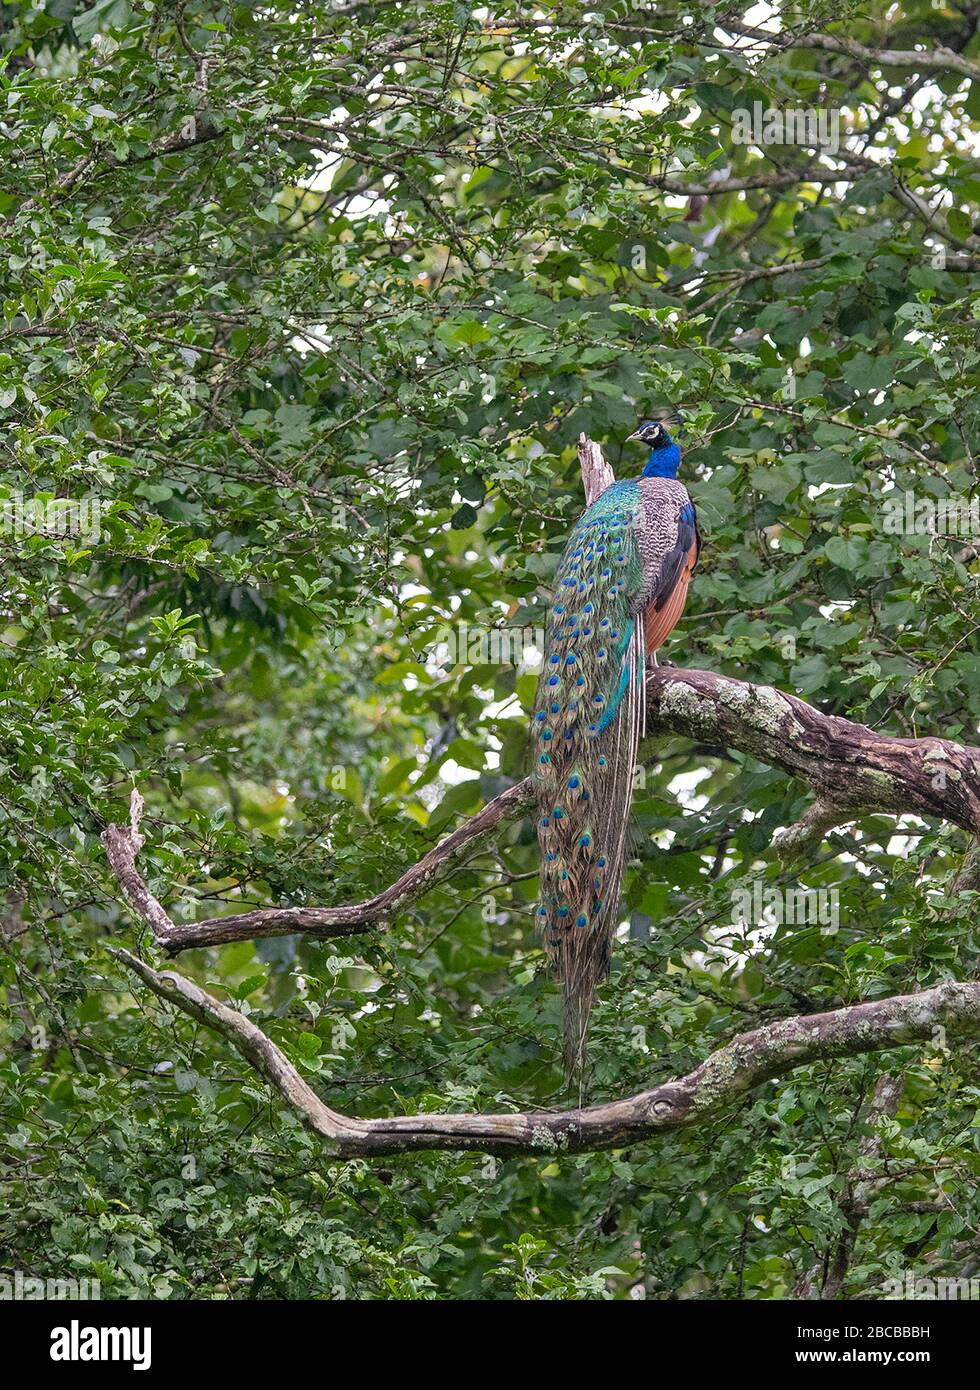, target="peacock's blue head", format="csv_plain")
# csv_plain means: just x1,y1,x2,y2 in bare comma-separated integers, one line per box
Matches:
628,417,682,479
